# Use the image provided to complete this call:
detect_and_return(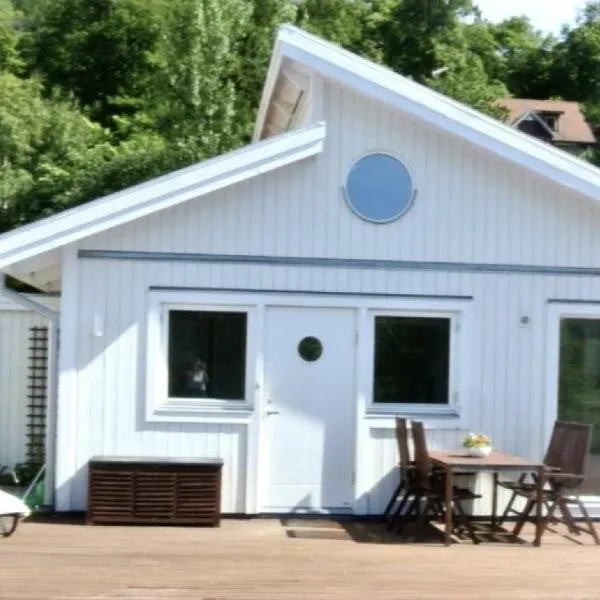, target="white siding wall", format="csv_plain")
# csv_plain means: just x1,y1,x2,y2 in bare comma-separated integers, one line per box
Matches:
85,81,600,268
0,305,49,469
62,259,248,512
67,257,600,513
67,76,600,513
